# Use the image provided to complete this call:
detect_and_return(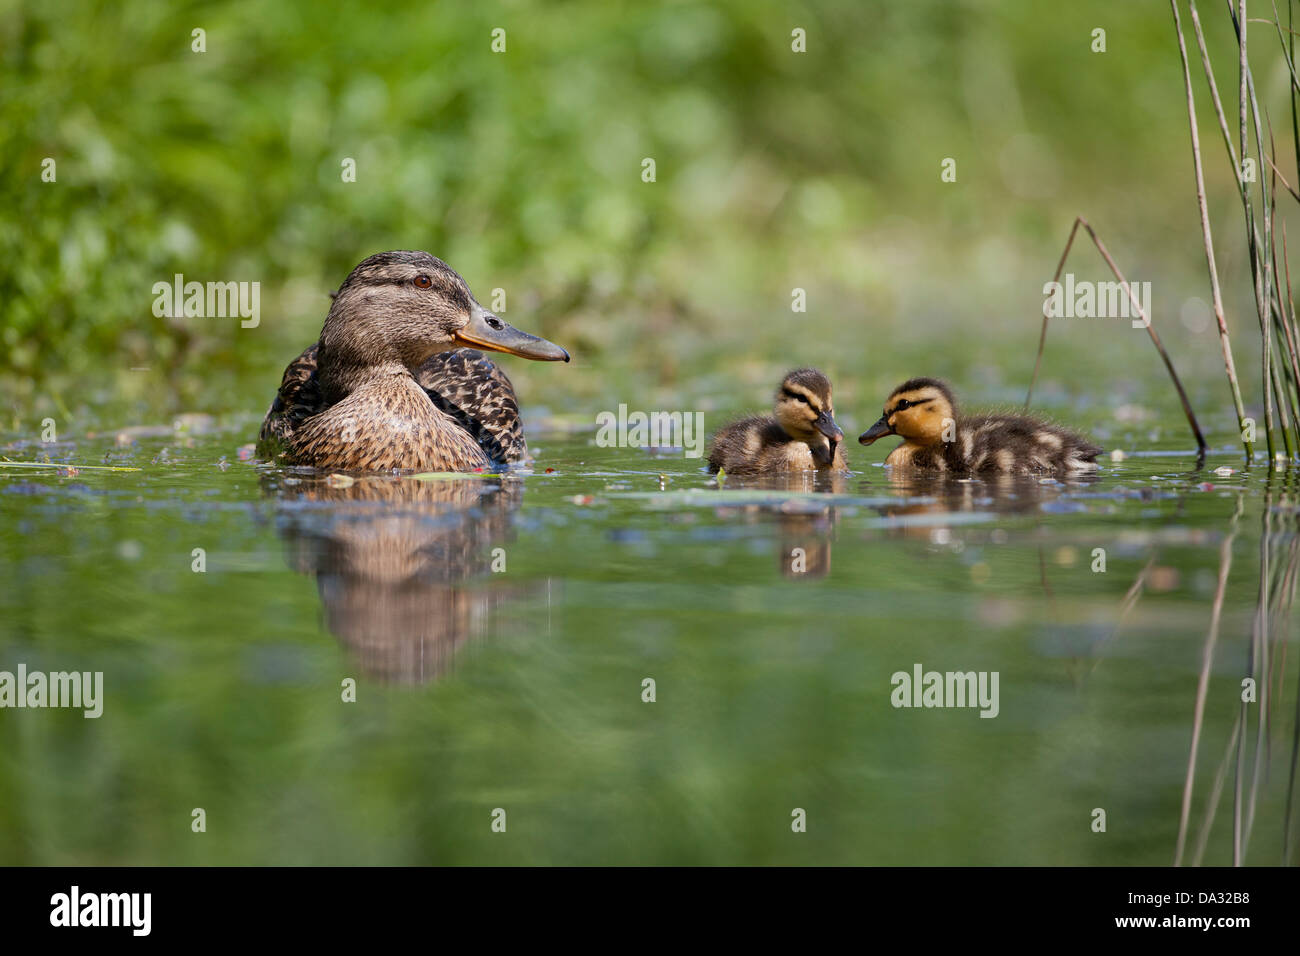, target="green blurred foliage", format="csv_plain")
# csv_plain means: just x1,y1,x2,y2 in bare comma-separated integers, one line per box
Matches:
0,0,1285,429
